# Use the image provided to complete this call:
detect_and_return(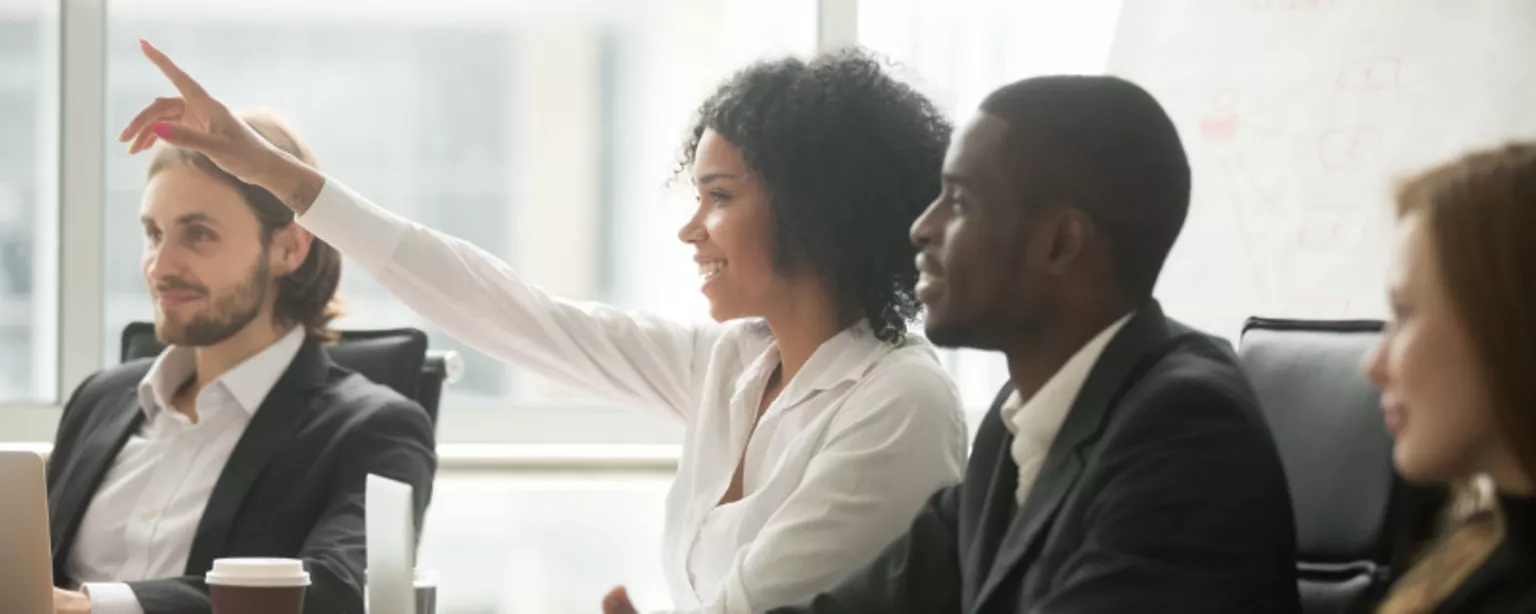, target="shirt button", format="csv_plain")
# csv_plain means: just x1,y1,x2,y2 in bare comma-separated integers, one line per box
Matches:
139,509,156,522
